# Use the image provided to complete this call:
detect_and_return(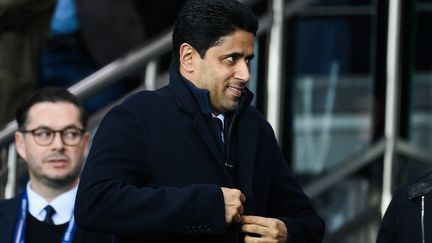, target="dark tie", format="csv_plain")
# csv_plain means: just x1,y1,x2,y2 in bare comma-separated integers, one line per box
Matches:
213,117,224,143
43,205,56,225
